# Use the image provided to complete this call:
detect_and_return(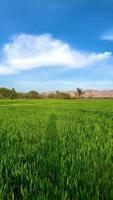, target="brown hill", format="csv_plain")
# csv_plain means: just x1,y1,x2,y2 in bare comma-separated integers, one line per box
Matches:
41,90,113,98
